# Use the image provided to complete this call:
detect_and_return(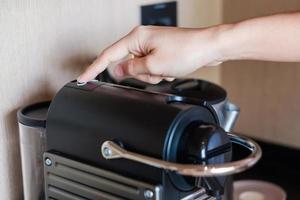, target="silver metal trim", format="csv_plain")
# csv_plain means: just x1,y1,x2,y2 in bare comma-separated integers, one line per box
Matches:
181,188,206,200
101,133,262,177
211,99,240,132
